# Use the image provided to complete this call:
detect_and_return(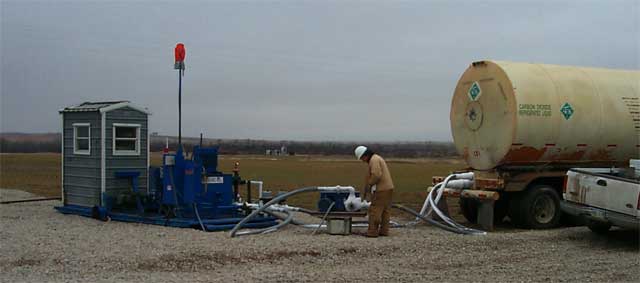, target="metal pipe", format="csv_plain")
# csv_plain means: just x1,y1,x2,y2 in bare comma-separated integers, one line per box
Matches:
250,181,263,201
0,197,61,205
232,163,240,202
302,223,371,229
178,68,182,146
312,202,334,235
247,181,252,204
242,202,314,217
168,166,181,218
